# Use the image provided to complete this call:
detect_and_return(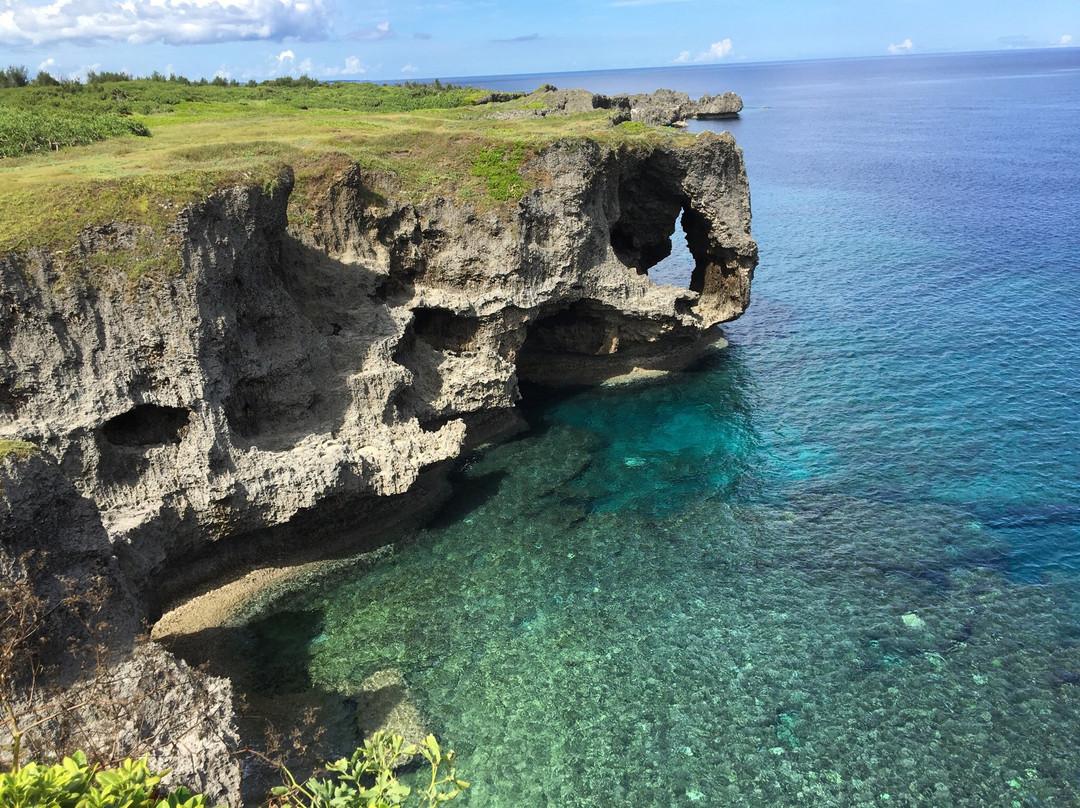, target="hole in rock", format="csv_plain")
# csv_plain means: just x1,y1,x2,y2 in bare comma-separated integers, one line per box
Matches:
610,220,674,273
101,404,190,447
648,212,697,289
419,413,456,433
411,307,481,353
610,196,710,290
